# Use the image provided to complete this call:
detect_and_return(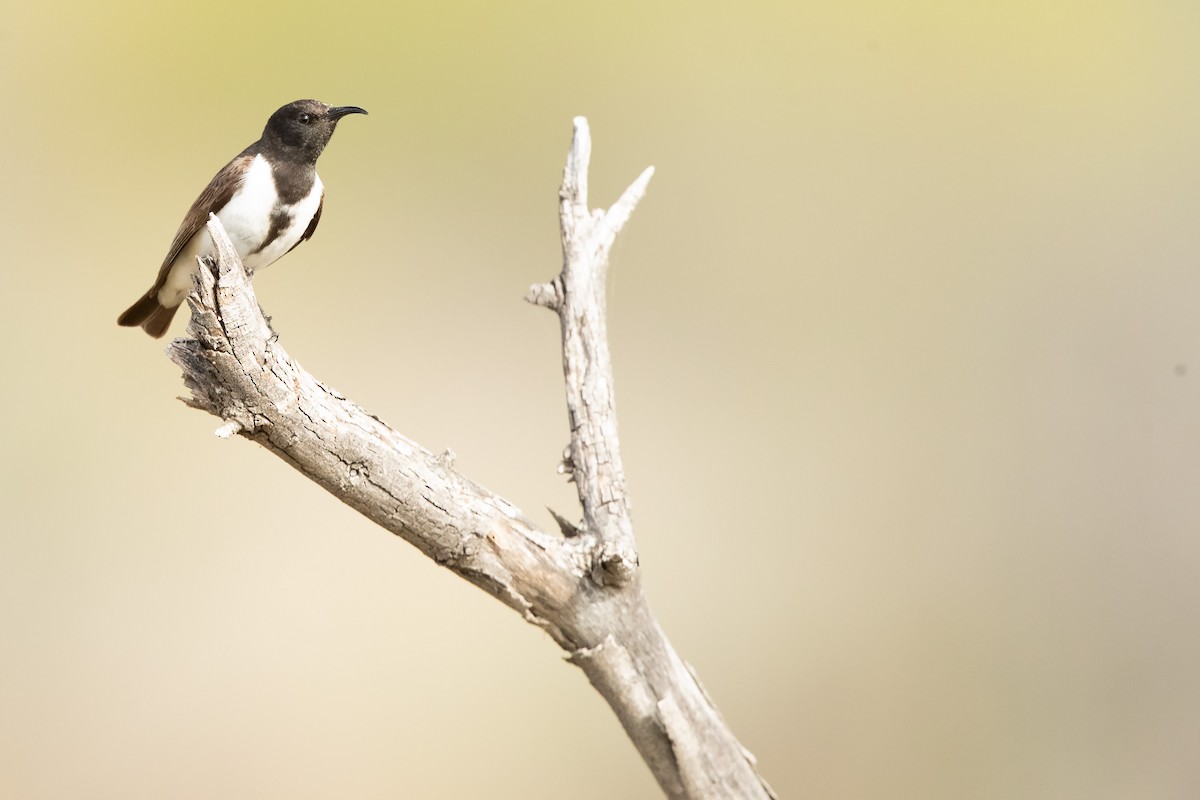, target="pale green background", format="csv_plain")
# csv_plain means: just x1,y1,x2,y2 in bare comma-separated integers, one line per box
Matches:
2,1,1199,797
